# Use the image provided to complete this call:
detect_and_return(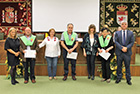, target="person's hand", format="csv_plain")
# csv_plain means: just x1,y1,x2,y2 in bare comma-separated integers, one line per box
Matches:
67,49,73,54
99,49,103,53
70,49,74,53
124,47,127,52
105,49,109,53
83,52,87,57
14,52,19,57
58,56,60,58
67,49,70,54
17,52,20,55
122,49,124,52
23,50,26,53
96,52,98,56
35,52,37,55
122,47,127,52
